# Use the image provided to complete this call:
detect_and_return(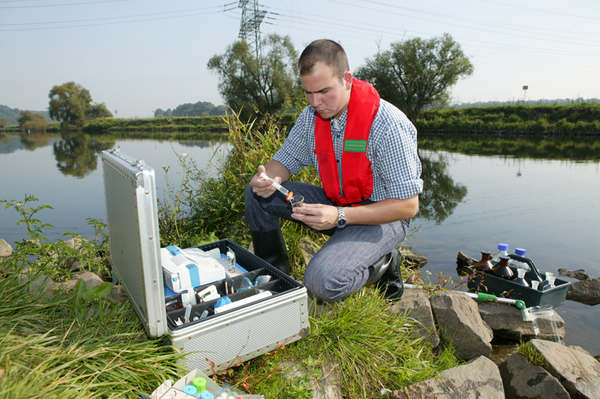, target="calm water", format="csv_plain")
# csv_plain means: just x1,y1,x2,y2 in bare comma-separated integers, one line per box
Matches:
1,133,599,355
